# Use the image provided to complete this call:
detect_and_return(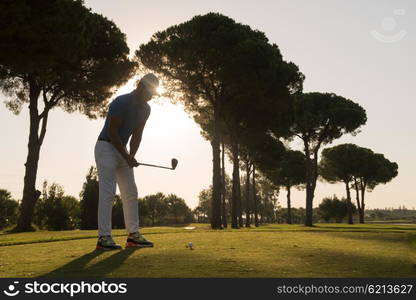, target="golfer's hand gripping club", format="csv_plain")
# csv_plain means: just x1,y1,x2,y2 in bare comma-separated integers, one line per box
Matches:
126,155,139,168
